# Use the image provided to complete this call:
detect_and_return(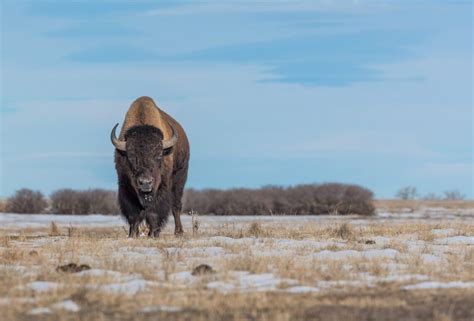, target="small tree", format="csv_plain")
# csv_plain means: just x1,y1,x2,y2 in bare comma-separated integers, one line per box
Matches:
443,190,465,200
396,186,418,200
6,189,48,214
423,192,441,200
